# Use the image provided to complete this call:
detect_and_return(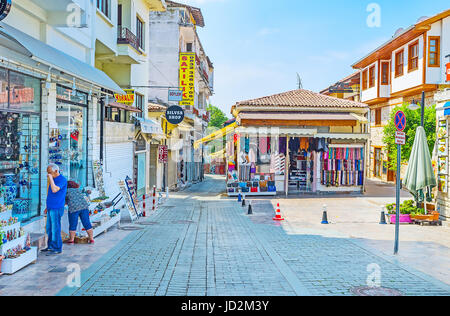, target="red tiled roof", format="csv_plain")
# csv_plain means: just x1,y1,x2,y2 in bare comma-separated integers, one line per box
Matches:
148,103,167,112
235,89,367,109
